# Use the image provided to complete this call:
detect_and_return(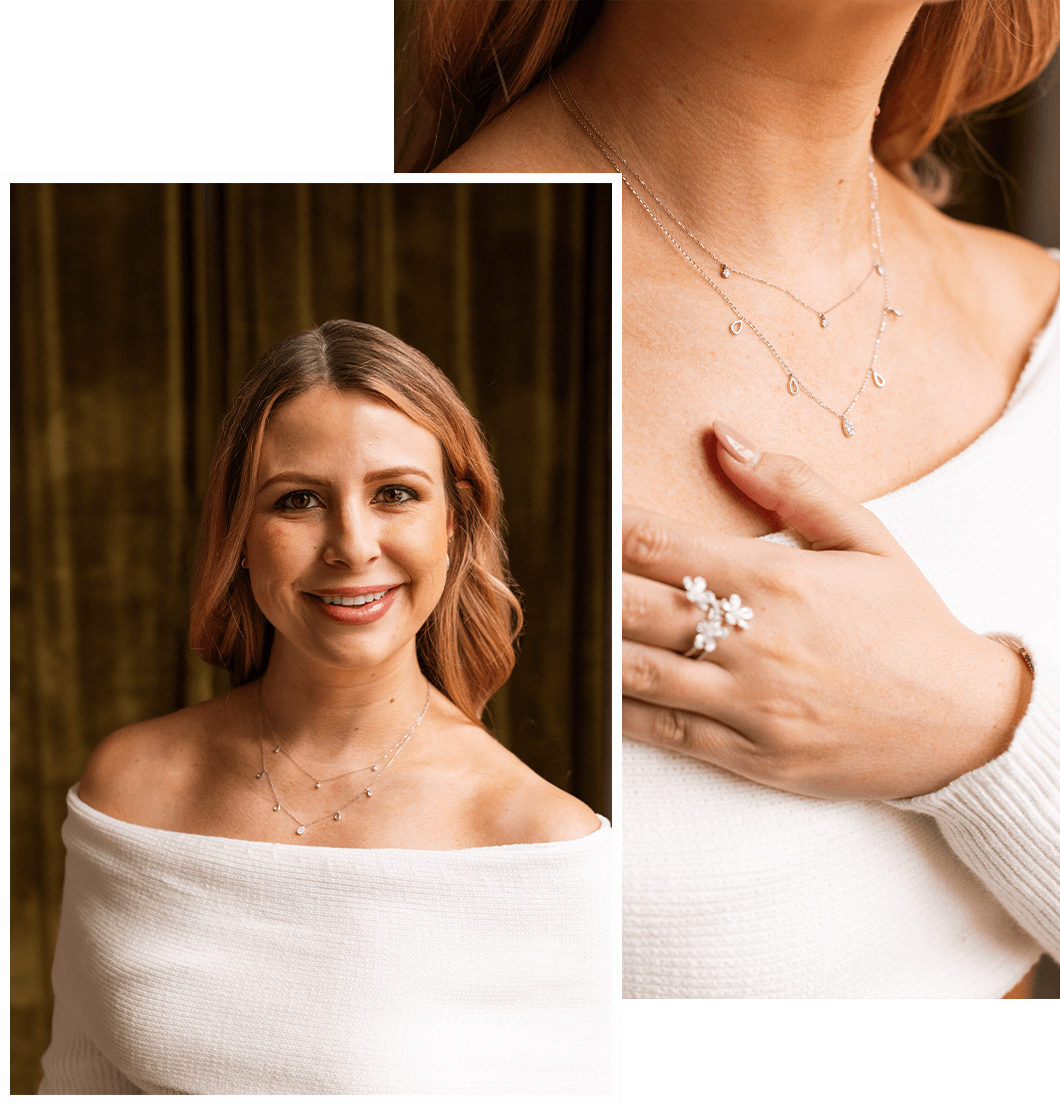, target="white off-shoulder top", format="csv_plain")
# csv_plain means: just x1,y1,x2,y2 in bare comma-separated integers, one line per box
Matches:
40,788,611,1094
